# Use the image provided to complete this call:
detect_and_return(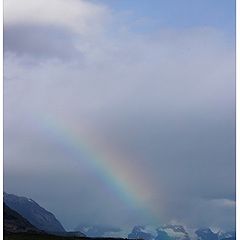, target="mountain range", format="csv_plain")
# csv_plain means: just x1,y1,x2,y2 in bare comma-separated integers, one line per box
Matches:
127,225,235,240
76,224,236,240
3,192,236,240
